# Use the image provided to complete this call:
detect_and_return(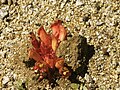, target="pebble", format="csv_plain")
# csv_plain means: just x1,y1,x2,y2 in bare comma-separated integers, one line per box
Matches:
2,76,10,85
116,67,120,74
82,86,88,90
84,74,90,82
116,87,120,90
65,15,70,22
96,21,104,26
8,0,13,5
0,7,9,20
0,51,6,58
1,0,7,4
112,60,117,68
76,0,84,6
1,0,13,5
